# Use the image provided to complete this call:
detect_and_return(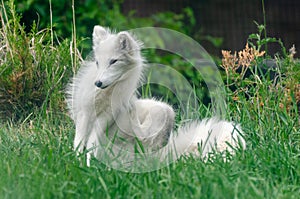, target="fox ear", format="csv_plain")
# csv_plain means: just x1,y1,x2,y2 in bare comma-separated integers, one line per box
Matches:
93,25,108,45
117,32,138,55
